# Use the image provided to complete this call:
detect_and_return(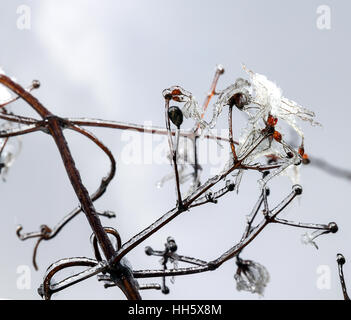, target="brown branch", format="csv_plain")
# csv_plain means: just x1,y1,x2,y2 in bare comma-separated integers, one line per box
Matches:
194,65,224,133
0,75,141,300
0,124,43,138
133,186,305,278
0,79,40,109
39,257,105,299
0,75,51,118
69,117,232,143
0,112,38,125
0,67,338,300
